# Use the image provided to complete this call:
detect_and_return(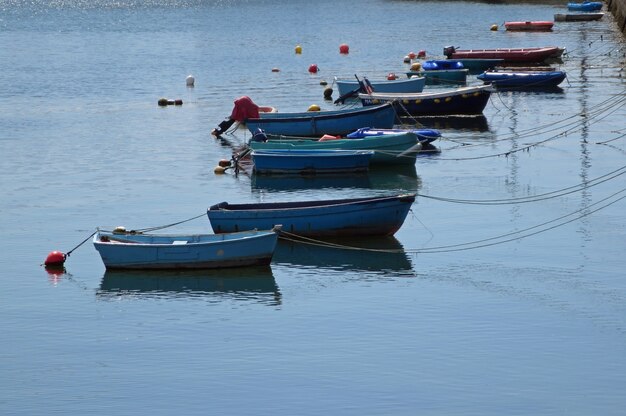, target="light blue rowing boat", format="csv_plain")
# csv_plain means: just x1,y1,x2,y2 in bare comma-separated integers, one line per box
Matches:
251,149,374,174
93,228,280,269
